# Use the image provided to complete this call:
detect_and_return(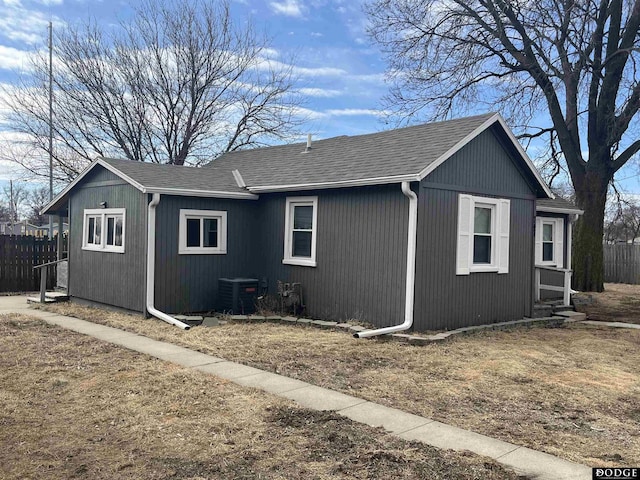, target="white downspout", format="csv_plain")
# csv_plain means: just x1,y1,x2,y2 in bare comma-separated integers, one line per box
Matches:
146,193,191,330
355,181,418,338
